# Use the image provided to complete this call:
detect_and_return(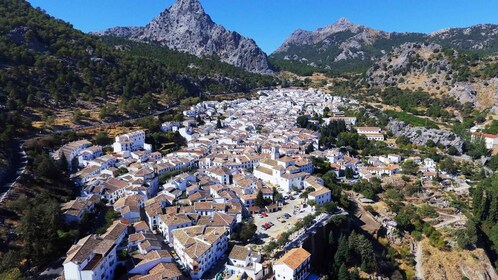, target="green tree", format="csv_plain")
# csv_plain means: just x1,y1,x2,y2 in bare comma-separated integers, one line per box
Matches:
34,153,59,179
345,167,355,179
338,264,350,280
401,160,419,175
94,132,111,146
447,146,459,156
489,223,498,249
296,115,309,128
467,136,488,159
439,157,458,175
305,143,314,154
238,222,257,242
59,152,68,172
487,154,498,171
455,220,477,249
334,235,349,269
255,190,265,208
